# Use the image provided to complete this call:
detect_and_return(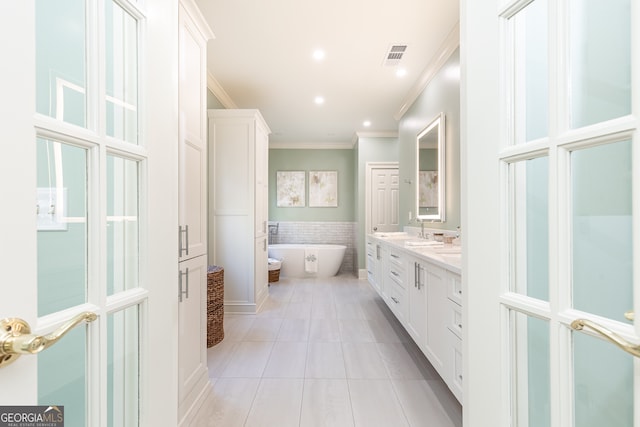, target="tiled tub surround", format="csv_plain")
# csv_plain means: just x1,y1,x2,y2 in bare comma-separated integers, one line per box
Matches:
269,221,356,275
